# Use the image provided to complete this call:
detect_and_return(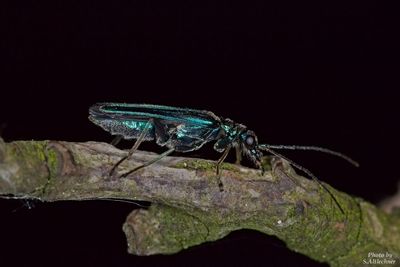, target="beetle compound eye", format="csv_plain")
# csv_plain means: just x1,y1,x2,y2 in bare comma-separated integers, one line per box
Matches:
246,136,254,146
